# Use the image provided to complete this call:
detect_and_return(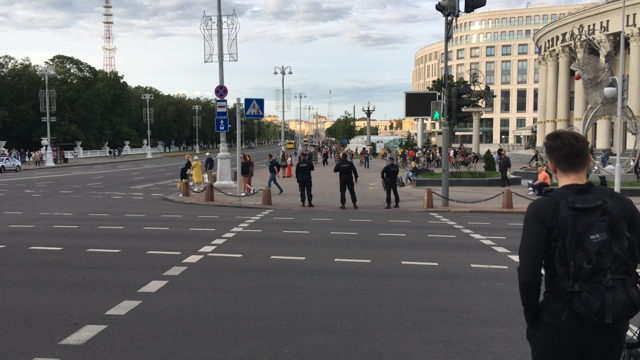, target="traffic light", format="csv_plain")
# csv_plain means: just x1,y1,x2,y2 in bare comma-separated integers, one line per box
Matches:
435,0,457,17
464,0,486,13
431,101,443,122
451,86,472,123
